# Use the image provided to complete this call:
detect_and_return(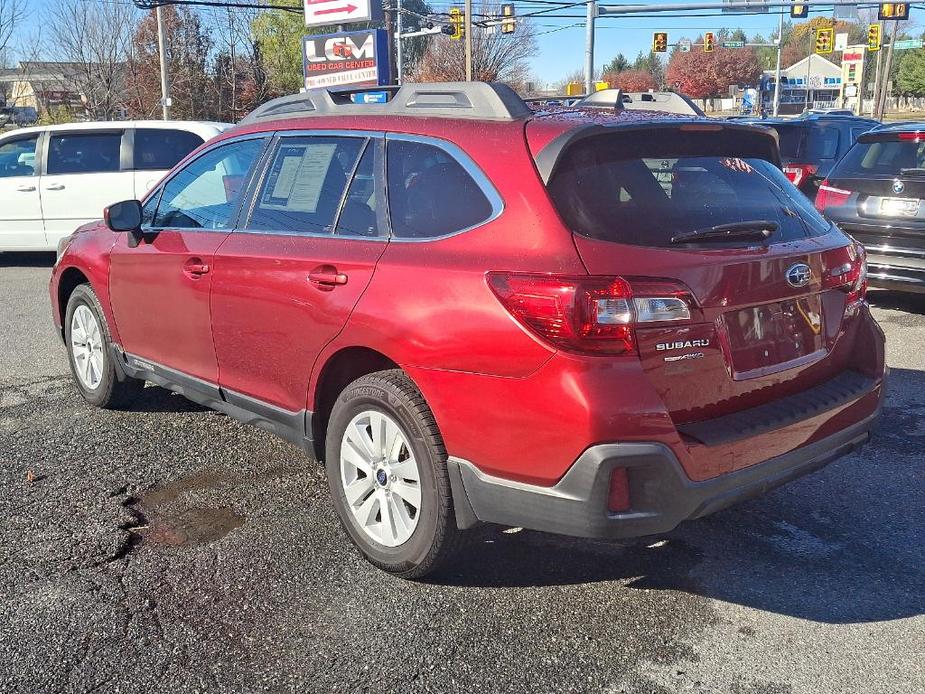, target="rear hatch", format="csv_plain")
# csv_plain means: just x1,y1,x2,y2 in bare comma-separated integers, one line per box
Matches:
532,121,871,425
818,130,925,272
